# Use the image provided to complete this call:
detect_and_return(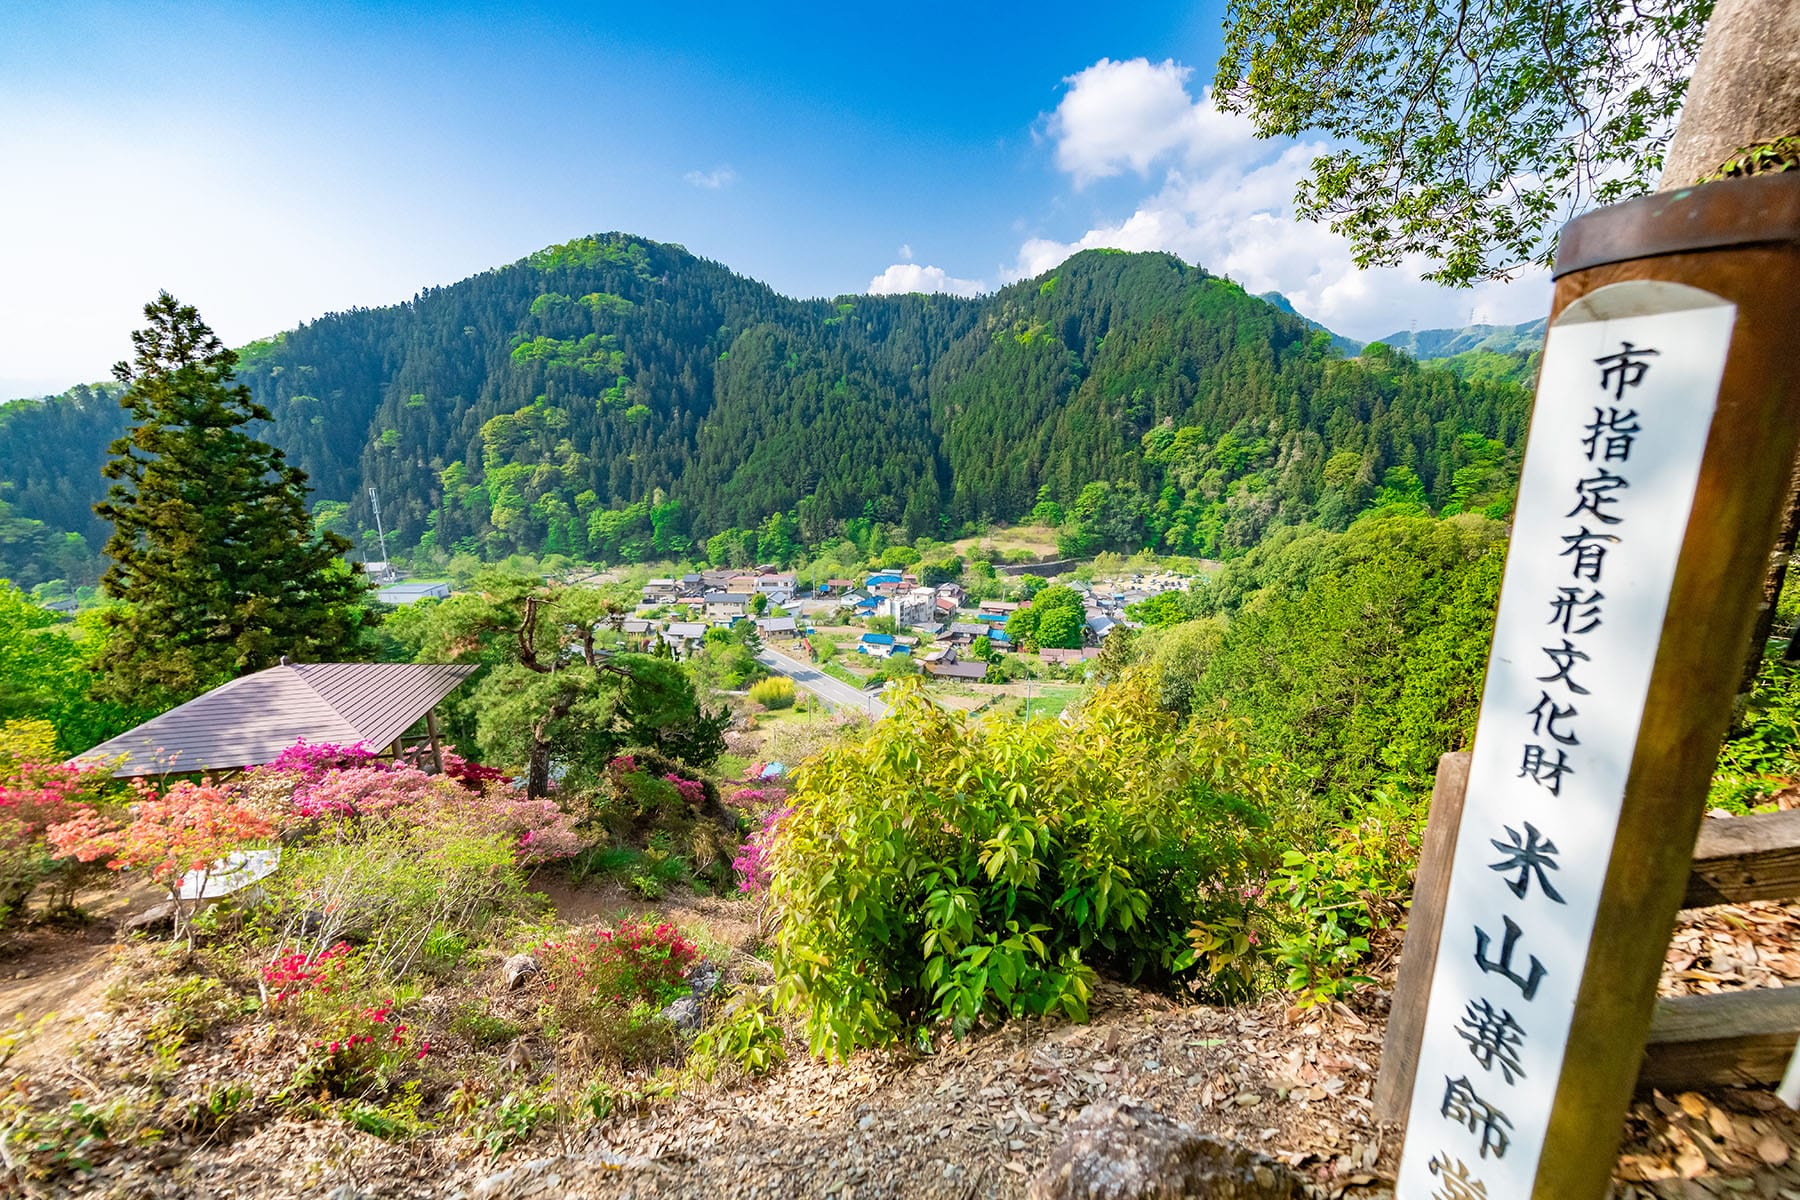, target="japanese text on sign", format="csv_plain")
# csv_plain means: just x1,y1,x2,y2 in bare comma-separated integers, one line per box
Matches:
1396,284,1736,1198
